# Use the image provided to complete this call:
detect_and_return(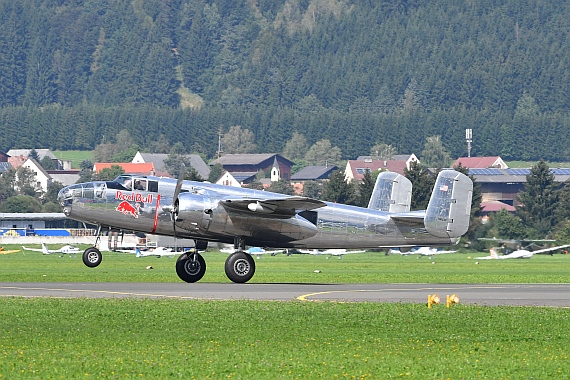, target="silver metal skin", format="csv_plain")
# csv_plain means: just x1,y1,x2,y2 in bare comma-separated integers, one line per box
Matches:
58,170,472,249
